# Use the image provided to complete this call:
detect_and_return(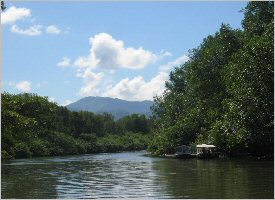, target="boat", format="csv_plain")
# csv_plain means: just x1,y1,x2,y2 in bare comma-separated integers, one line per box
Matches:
165,145,194,159
196,144,219,159
175,145,193,158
